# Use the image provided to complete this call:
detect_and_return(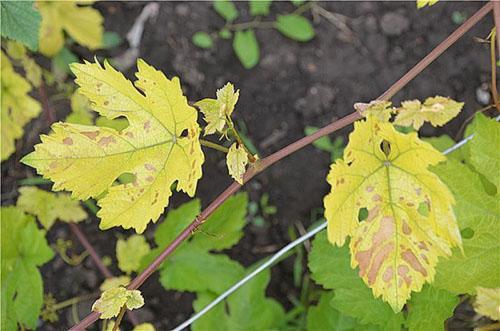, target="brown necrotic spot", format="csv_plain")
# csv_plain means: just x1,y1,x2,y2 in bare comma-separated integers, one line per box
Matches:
397,265,412,286
104,100,109,106
383,266,394,283
372,194,382,202
144,121,151,130
98,136,116,147
125,132,134,139
366,186,374,192
402,221,411,235
81,130,99,140
145,163,156,171
401,249,427,276
146,176,154,182
63,137,73,145
367,242,394,285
